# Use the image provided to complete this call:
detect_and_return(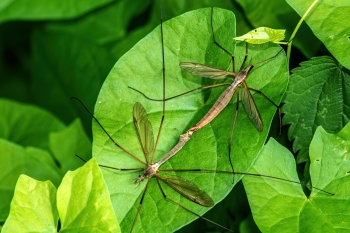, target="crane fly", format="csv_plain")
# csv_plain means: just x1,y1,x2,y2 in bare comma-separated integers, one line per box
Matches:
73,99,234,232
73,99,333,233
72,3,233,232
129,7,286,181
73,6,332,233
